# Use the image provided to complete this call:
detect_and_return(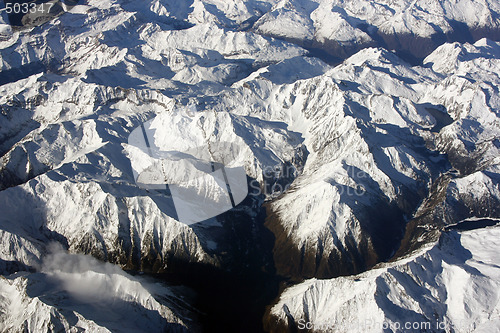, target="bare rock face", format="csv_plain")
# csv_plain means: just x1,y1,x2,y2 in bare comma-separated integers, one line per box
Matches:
1,0,500,331
263,40,500,331
267,224,500,333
